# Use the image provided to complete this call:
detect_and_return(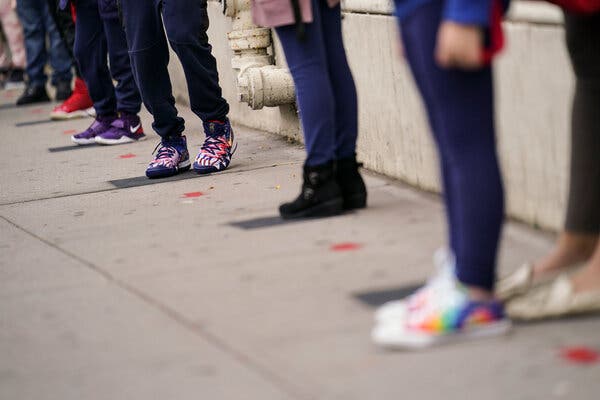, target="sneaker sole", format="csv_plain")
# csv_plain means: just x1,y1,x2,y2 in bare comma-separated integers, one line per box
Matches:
372,320,512,350
146,159,191,179
193,161,230,175
71,136,97,145
50,107,95,120
95,135,147,145
280,198,344,220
